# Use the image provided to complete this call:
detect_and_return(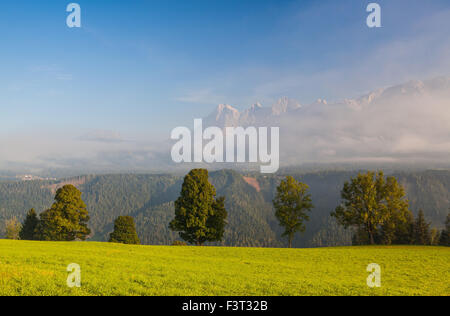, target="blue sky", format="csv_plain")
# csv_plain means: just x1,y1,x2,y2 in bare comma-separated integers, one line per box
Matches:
1,0,449,165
